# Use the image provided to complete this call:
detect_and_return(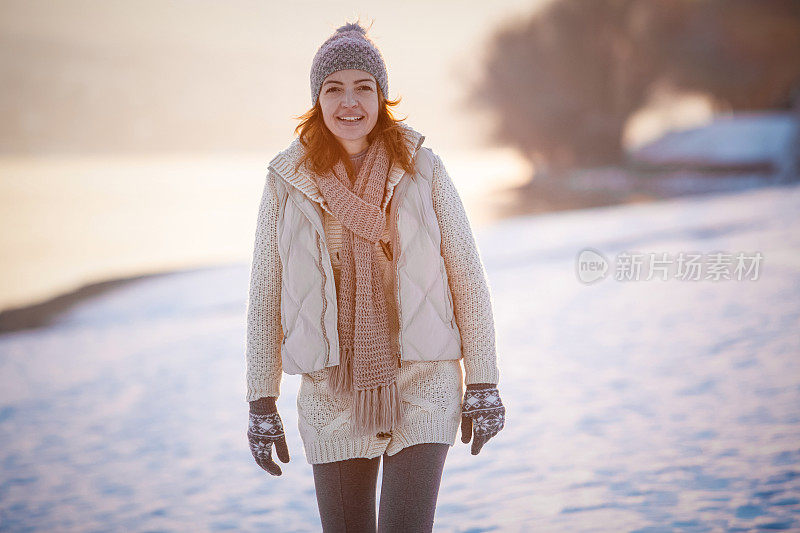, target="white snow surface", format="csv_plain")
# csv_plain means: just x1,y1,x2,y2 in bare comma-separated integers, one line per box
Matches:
1,183,799,531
